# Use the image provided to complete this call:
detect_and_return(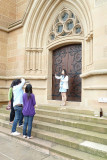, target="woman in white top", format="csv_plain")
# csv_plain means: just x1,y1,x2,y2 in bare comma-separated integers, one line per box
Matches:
55,69,69,106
